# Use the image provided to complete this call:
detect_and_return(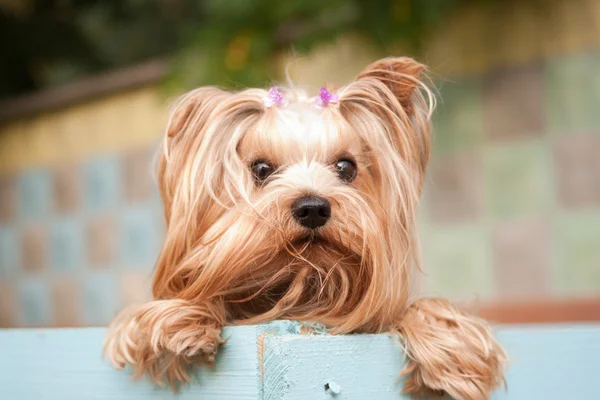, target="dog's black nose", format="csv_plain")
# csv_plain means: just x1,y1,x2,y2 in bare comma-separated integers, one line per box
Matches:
291,196,331,229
